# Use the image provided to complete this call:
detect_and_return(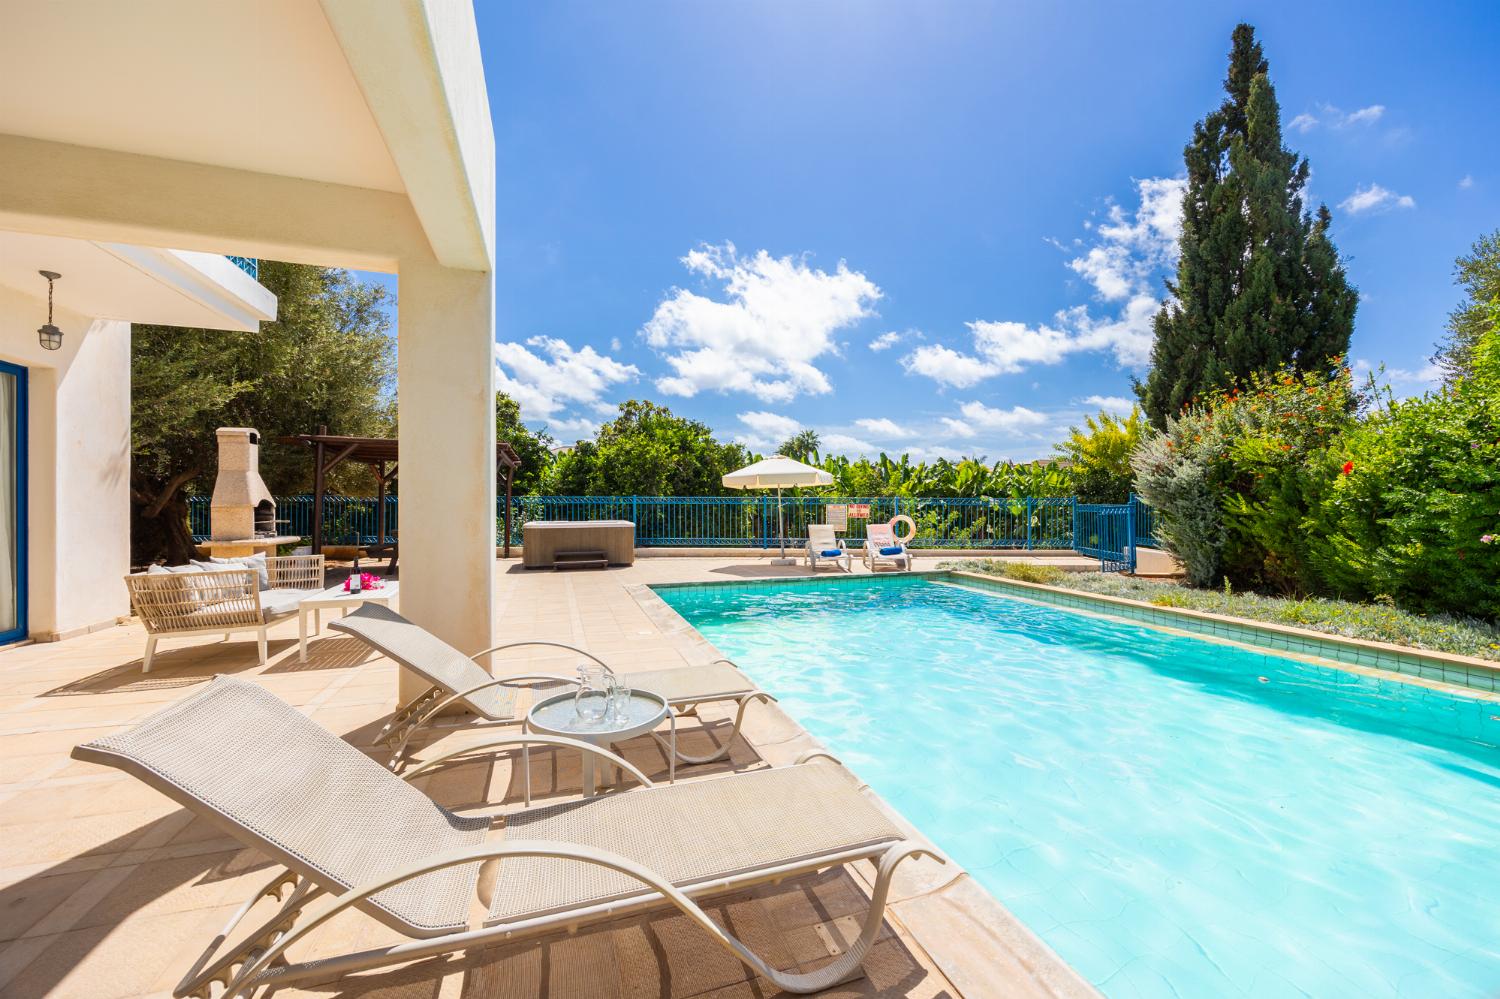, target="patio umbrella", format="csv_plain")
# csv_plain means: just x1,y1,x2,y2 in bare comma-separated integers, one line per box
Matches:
722,455,834,564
